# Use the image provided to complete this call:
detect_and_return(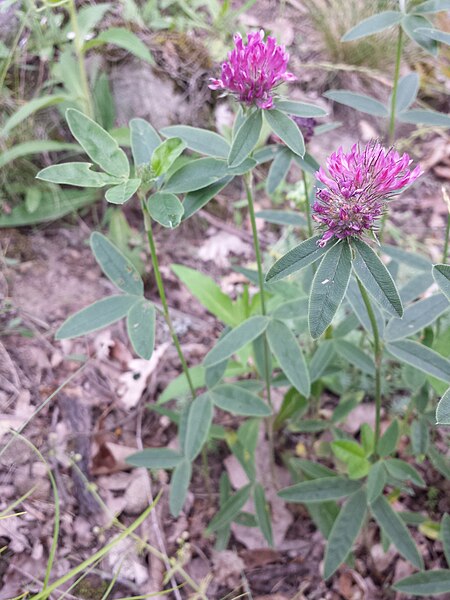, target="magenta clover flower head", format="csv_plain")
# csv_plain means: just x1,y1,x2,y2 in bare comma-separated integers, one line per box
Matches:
313,142,422,247
209,30,296,110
